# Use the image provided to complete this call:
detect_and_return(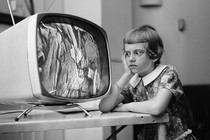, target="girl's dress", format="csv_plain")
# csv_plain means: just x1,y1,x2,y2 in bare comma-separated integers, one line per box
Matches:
121,64,195,140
